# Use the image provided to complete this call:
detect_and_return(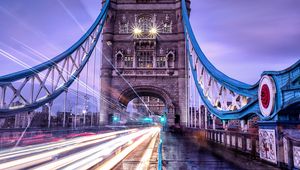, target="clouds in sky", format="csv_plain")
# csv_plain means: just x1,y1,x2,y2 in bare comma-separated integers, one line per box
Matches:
190,0,300,83
0,0,299,84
